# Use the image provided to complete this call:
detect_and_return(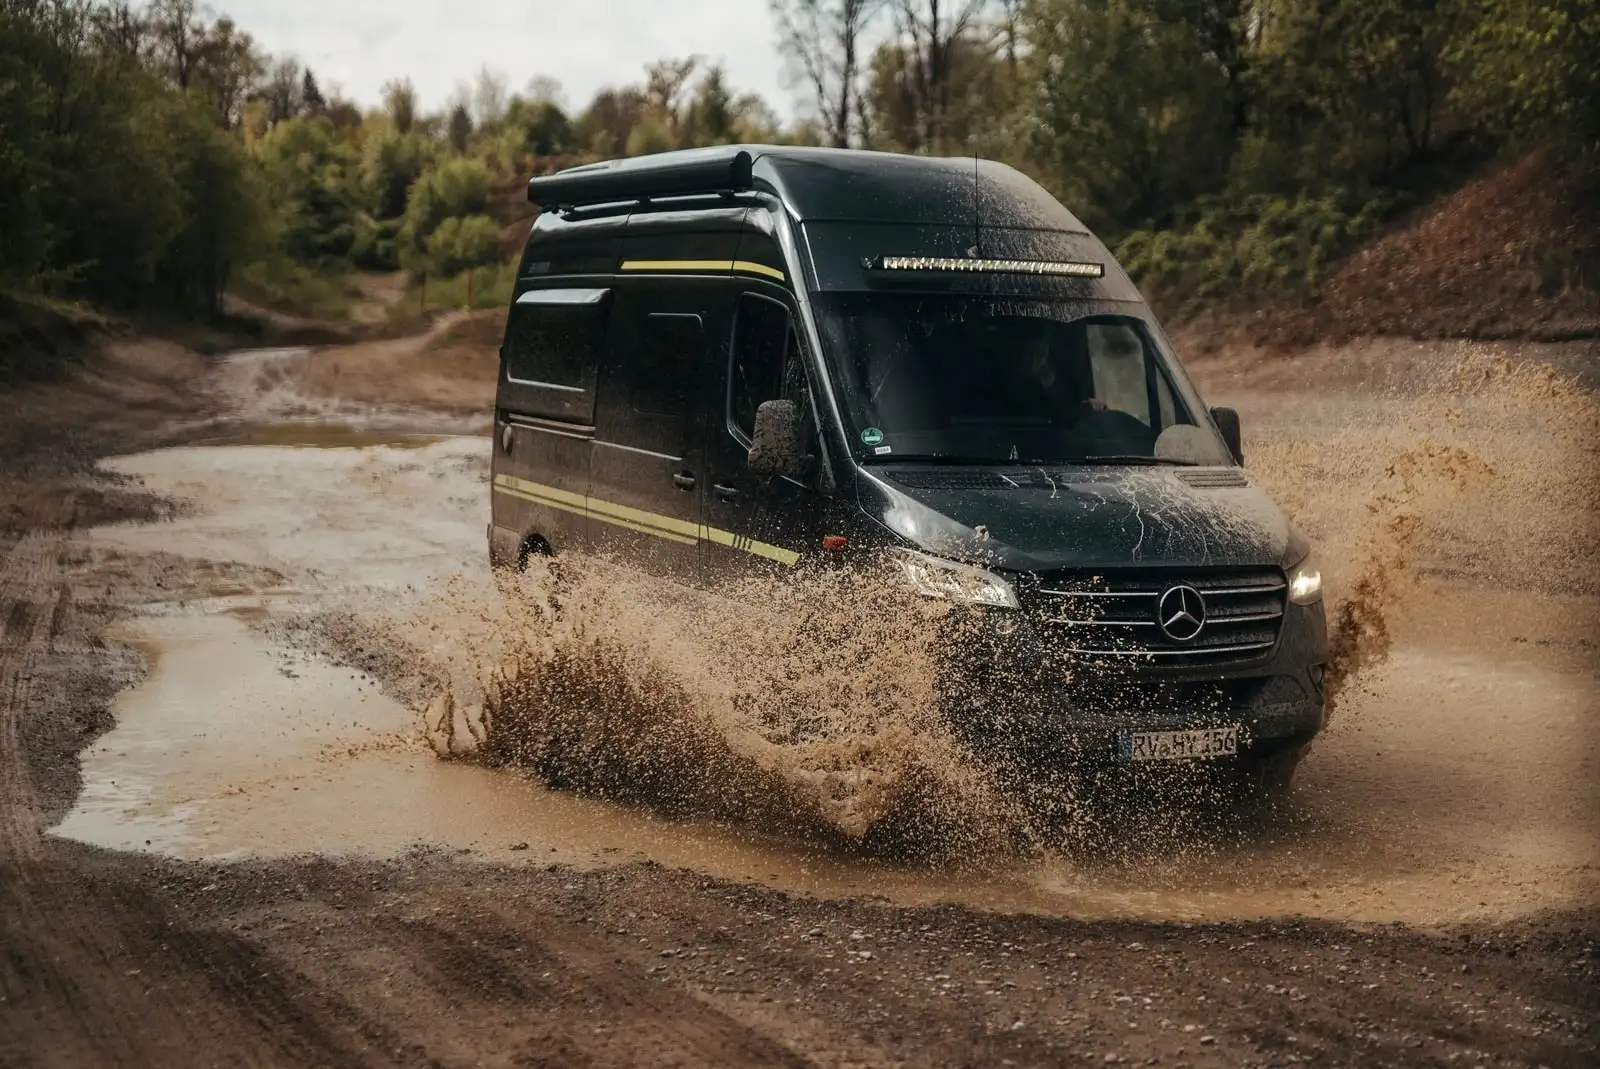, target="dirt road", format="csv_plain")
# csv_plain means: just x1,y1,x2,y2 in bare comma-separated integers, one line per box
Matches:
1,336,1596,1067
